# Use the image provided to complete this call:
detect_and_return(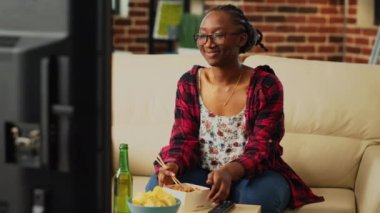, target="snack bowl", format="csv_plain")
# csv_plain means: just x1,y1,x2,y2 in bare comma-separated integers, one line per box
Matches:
127,197,181,213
